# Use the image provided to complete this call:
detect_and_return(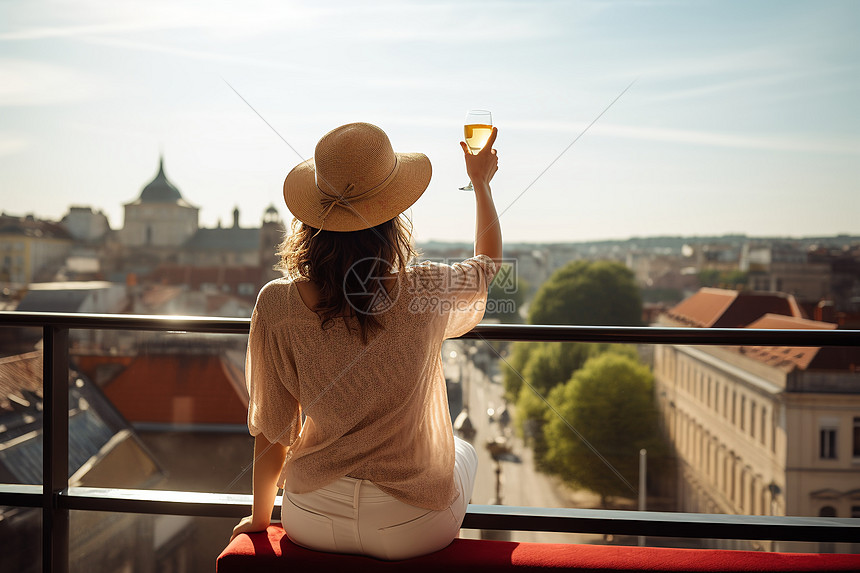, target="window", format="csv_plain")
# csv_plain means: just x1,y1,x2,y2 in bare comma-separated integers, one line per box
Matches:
705,435,712,476
750,478,757,515
740,395,746,431
820,426,838,459
715,381,720,414
819,506,837,517
854,417,860,459
760,408,767,446
731,391,736,424
750,401,756,439
852,506,860,518
730,457,737,503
